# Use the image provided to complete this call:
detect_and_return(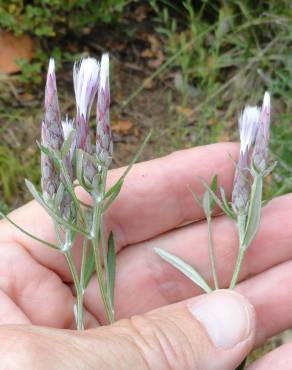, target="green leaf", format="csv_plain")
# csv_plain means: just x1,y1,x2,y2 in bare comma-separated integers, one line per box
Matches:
107,232,116,305
210,175,218,210
105,130,152,199
103,180,123,211
220,187,235,218
242,174,263,248
201,178,235,219
54,183,65,209
83,247,95,288
154,248,212,293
